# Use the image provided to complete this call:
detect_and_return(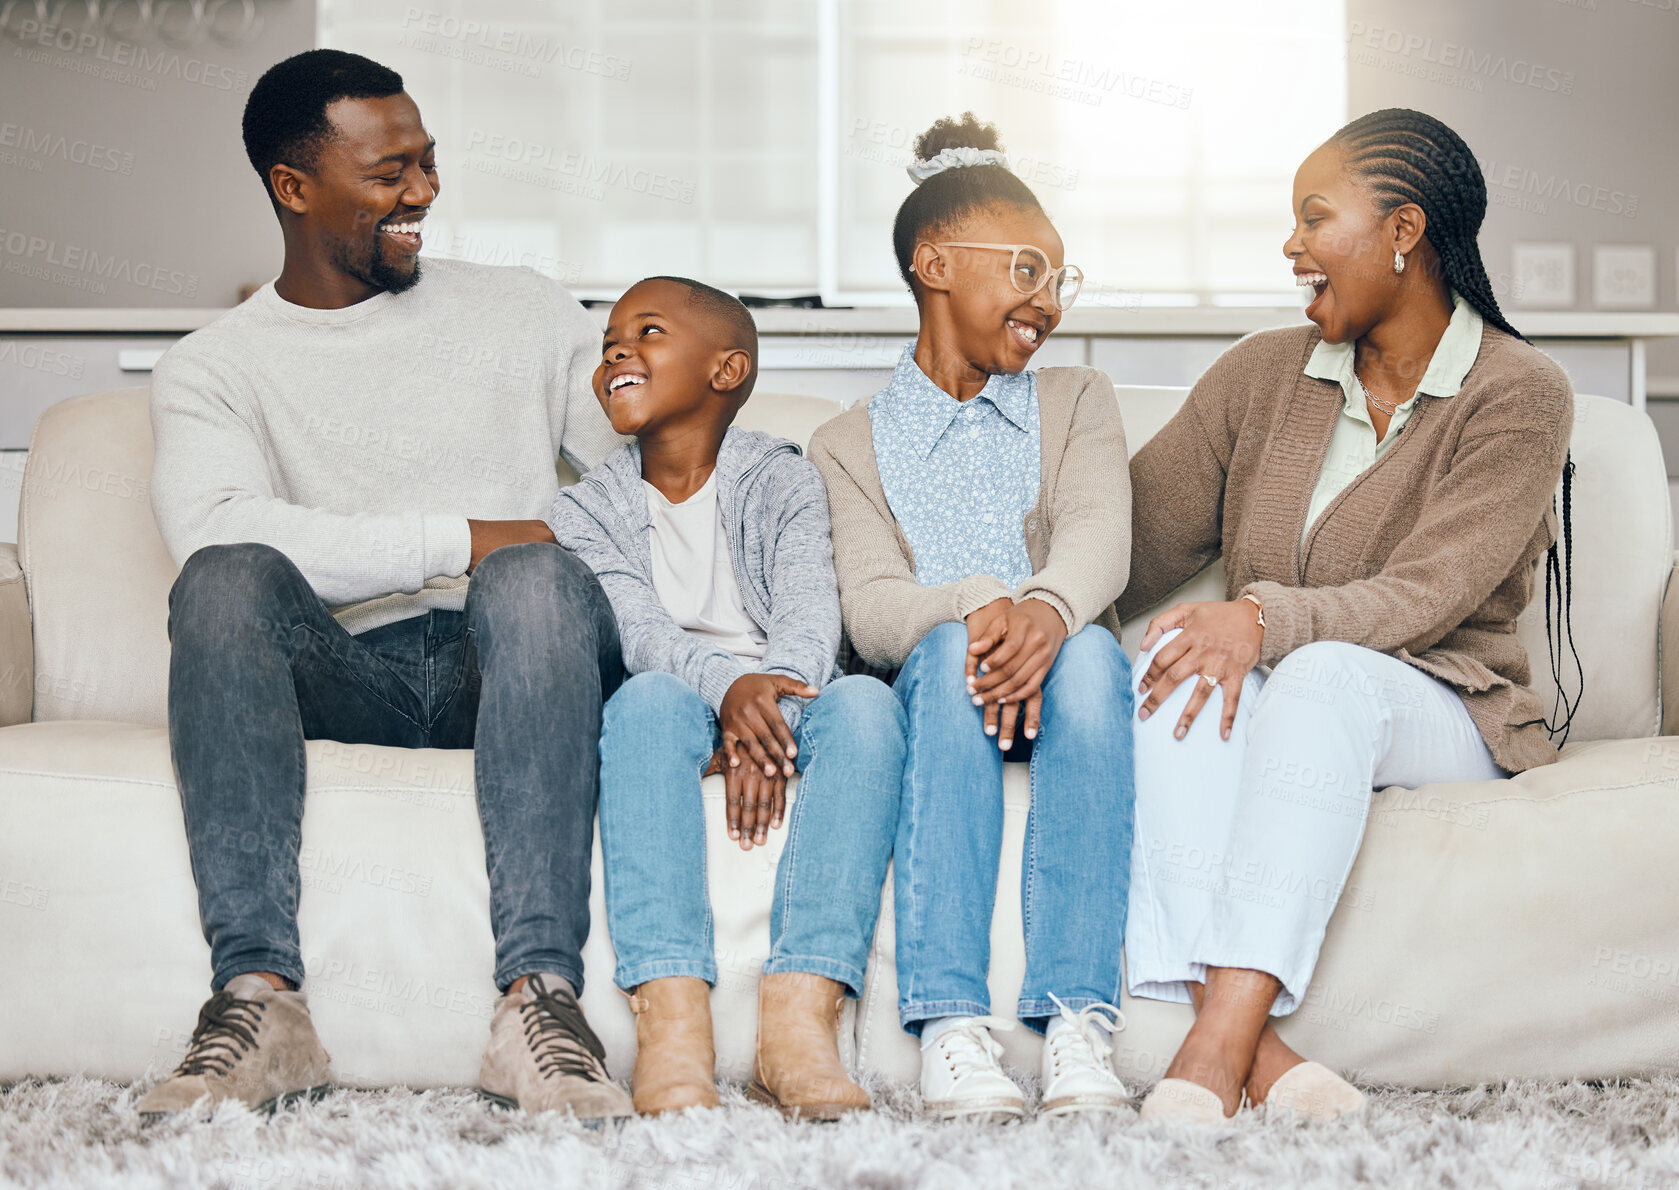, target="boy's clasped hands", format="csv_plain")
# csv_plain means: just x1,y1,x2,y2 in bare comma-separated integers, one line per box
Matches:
705,673,819,850
965,596,1068,750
